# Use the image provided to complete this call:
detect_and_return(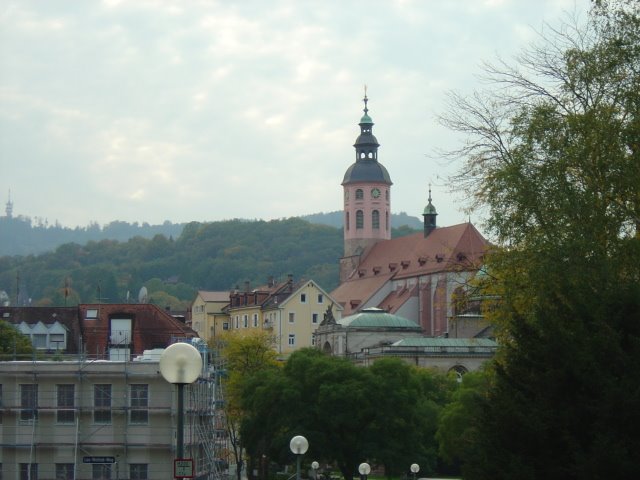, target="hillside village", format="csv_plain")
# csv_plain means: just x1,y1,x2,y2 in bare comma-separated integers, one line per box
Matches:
0,97,495,480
